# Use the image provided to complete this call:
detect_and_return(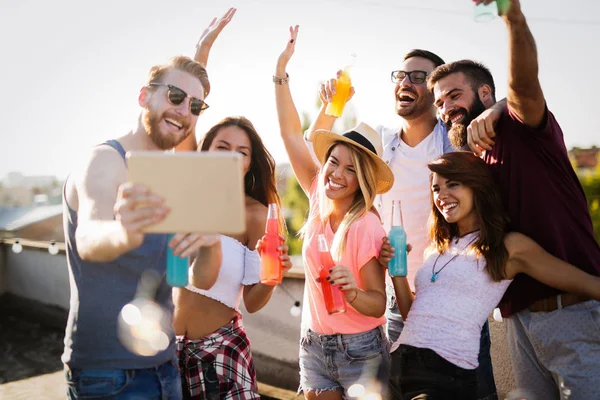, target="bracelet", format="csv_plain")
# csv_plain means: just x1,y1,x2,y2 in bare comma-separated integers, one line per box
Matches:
273,73,289,85
348,289,359,304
